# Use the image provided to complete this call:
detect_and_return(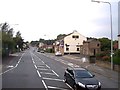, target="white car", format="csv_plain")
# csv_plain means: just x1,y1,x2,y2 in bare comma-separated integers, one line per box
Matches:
55,51,62,56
